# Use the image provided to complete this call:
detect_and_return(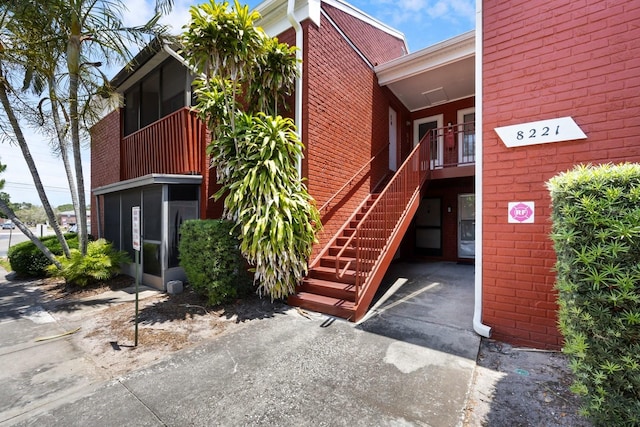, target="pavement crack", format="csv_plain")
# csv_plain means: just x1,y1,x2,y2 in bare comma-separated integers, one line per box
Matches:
227,348,238,373
117,379,167,426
